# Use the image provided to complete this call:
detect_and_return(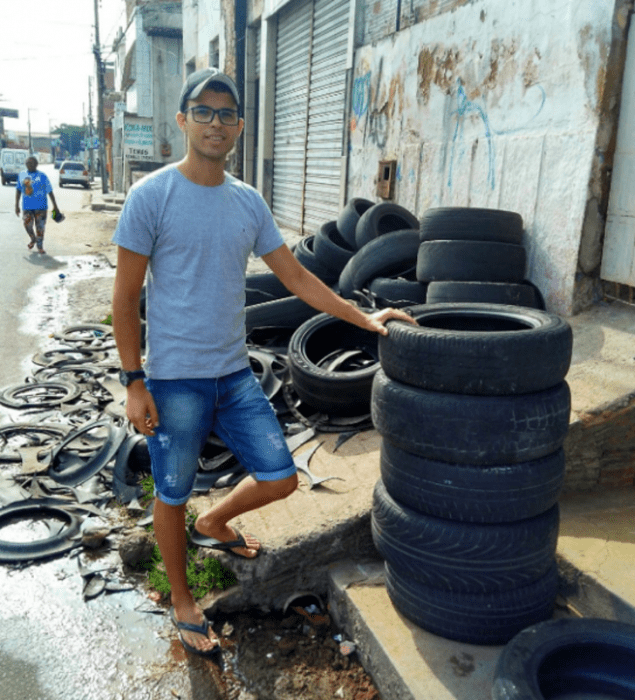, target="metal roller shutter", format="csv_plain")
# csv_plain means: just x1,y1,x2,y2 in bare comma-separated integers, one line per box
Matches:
273,0,312,230
303,0,349,232
272,0,349,234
